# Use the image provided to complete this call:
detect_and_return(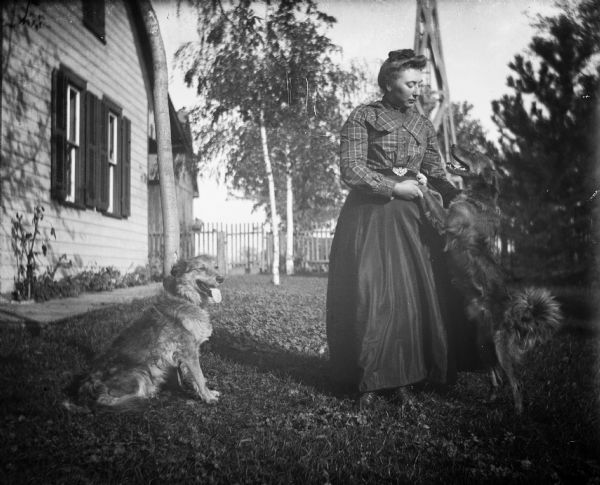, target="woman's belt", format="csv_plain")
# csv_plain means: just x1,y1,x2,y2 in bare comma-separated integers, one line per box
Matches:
373,167,418,178
373,167,461,207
